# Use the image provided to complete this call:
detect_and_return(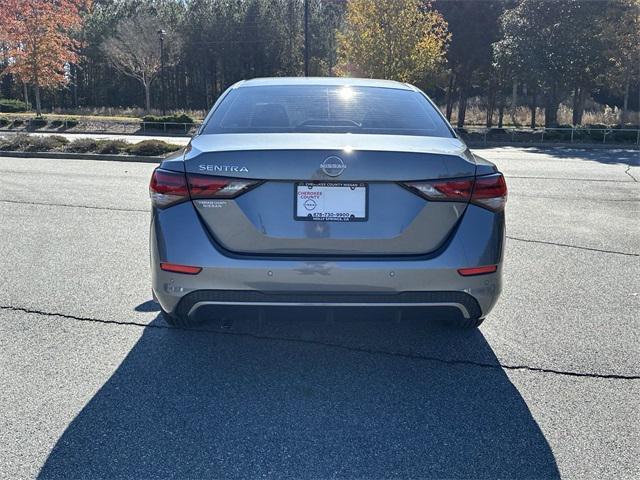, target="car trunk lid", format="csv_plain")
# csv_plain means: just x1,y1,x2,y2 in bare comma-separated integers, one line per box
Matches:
184,133,476,256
